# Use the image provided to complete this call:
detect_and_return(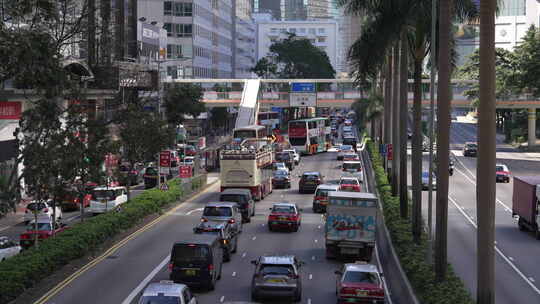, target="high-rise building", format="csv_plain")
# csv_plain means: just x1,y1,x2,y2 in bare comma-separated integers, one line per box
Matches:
139,0,235,79
282,0,306,20
253,0,281,20
336,7,362,77
233,0,257,78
